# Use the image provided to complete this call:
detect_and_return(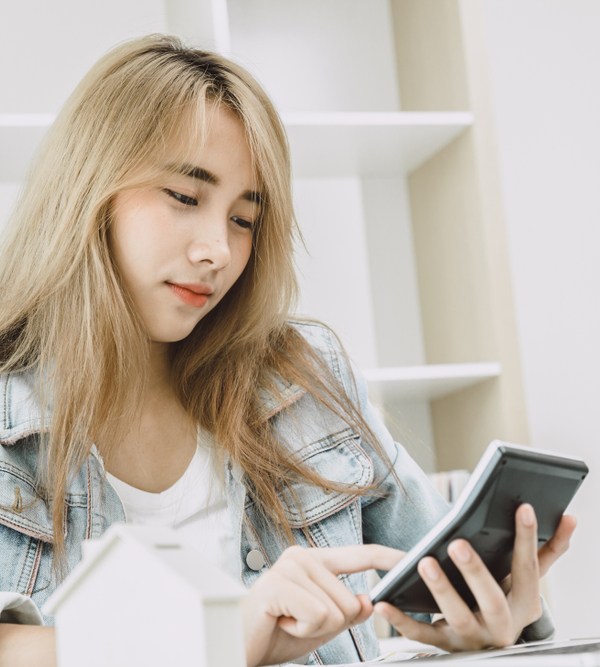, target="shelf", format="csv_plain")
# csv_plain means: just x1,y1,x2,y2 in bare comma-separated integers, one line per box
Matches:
0,111,473,182
363,362,501,402
282,111,473,178
0,114,54,181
